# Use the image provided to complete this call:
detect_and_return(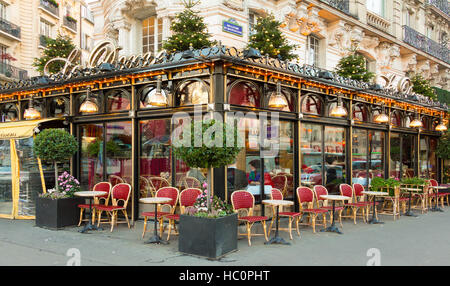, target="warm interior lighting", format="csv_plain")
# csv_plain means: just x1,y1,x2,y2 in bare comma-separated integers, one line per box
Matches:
374,106,389,123
268,81,288,109
330,96,347,117
409,113,423,128
23,98,41,120
146,75,168,107
79,87,98,114
436,117,448,131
